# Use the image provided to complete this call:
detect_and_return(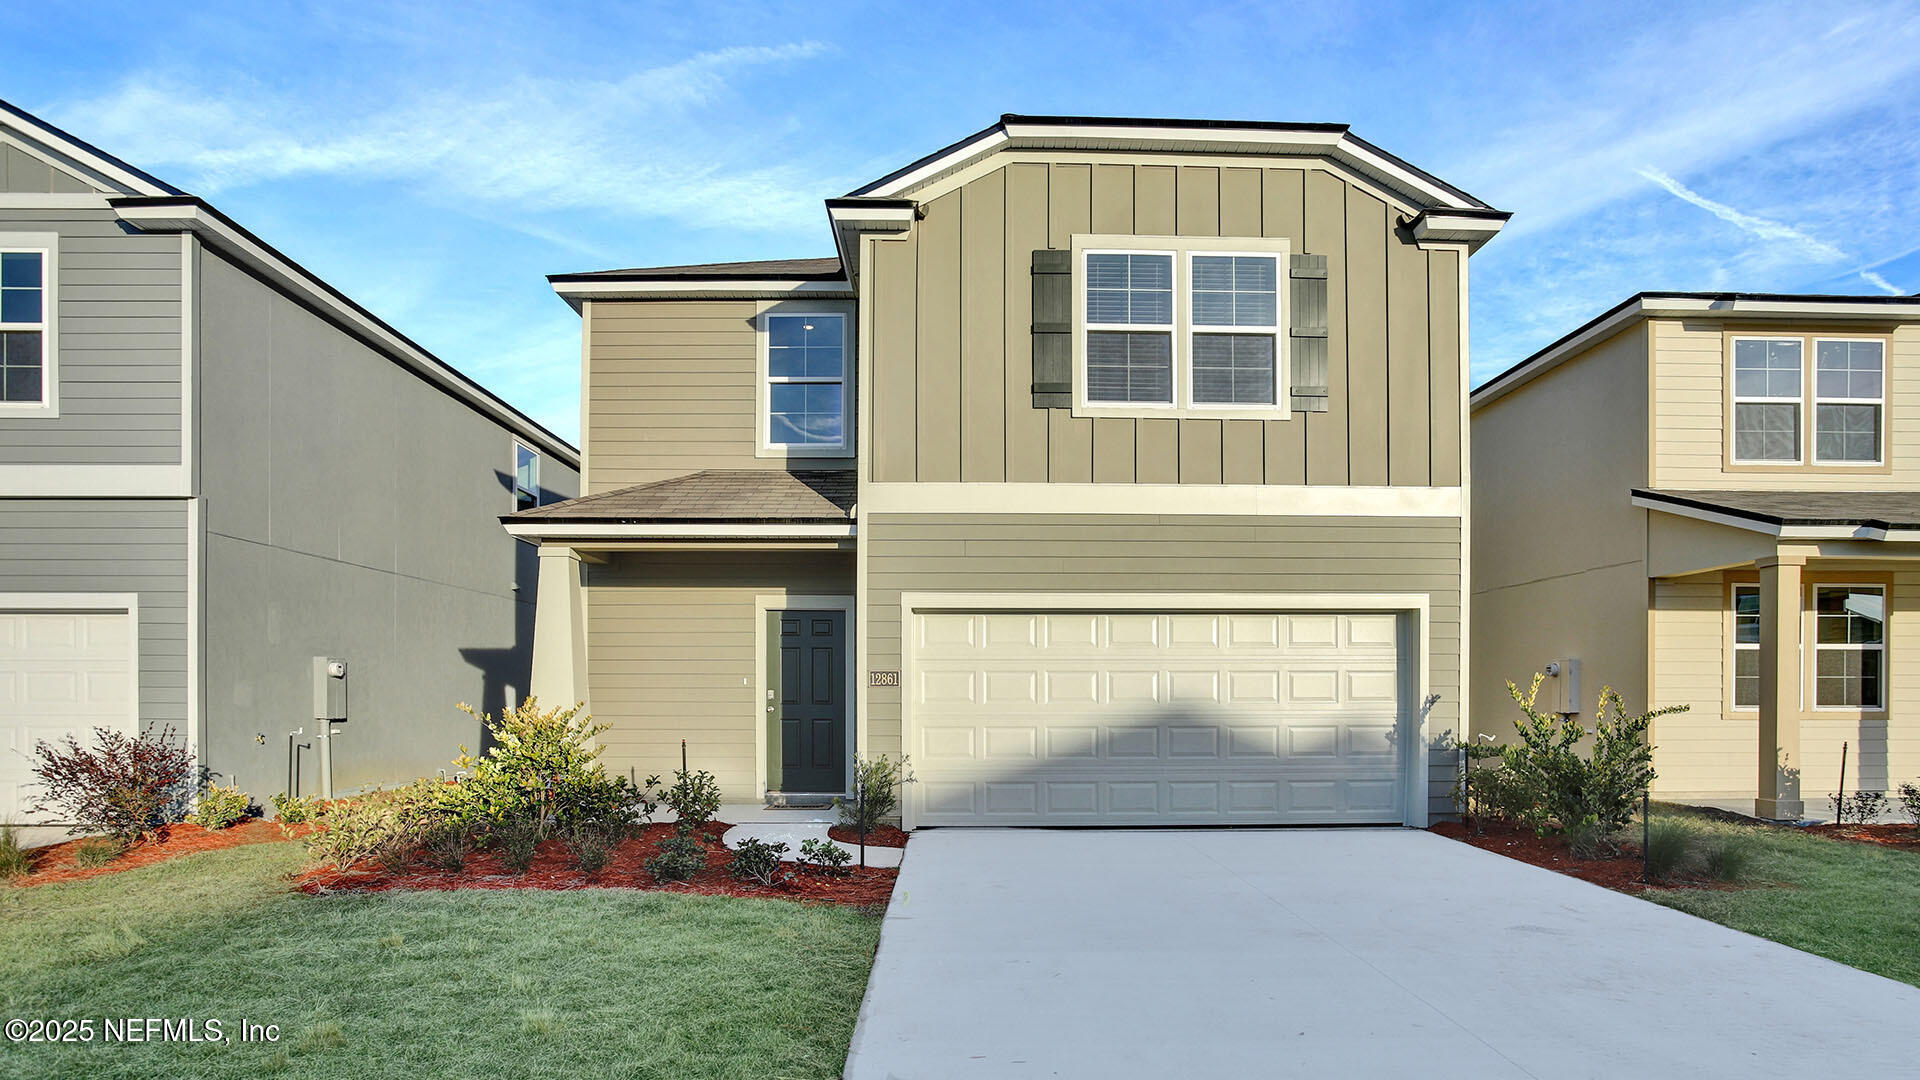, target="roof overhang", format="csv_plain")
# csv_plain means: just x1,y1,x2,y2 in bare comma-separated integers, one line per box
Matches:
547,275,854,309
1475,293,1920,409
501,521,857,541
0,97,182,197
112,196,579,466
1407,208,1512,251
826,198,917,285
1631,489,1920,542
